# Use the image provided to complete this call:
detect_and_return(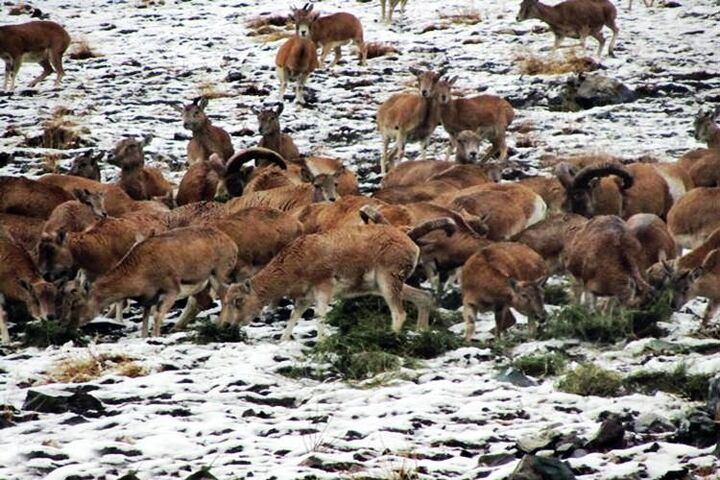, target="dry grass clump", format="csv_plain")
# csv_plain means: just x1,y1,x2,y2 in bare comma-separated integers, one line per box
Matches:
69,39,102,60
365,42,401,60
197,81,236,100
248,27,294,43
515,50,598,76
245,14,289,30
137,0,165,6
42,153,61,173
540,151,621,169
46,352,148,383
246,15,293,43
439,7,482,25
33,106,89,150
